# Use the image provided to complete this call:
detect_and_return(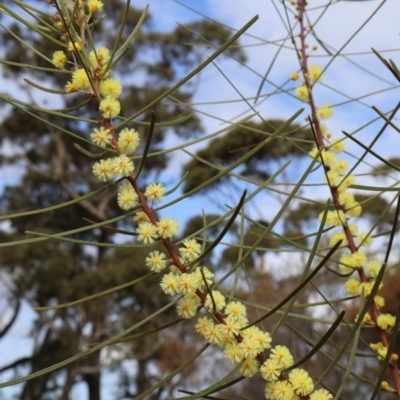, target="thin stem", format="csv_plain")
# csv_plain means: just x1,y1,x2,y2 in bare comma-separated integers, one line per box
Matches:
296,0,400,395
